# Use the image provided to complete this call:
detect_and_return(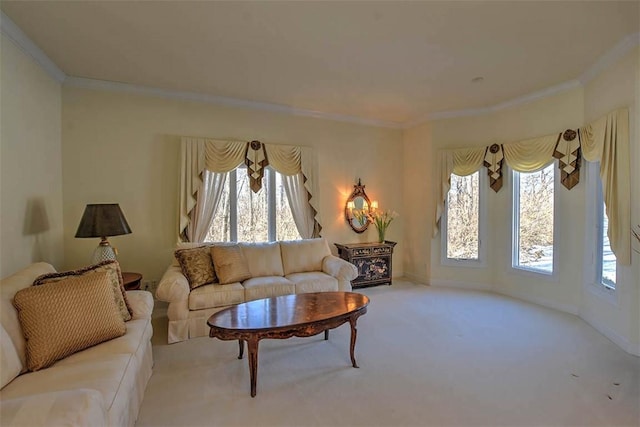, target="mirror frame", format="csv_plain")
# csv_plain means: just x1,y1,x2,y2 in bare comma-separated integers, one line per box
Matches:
344,179,371,233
